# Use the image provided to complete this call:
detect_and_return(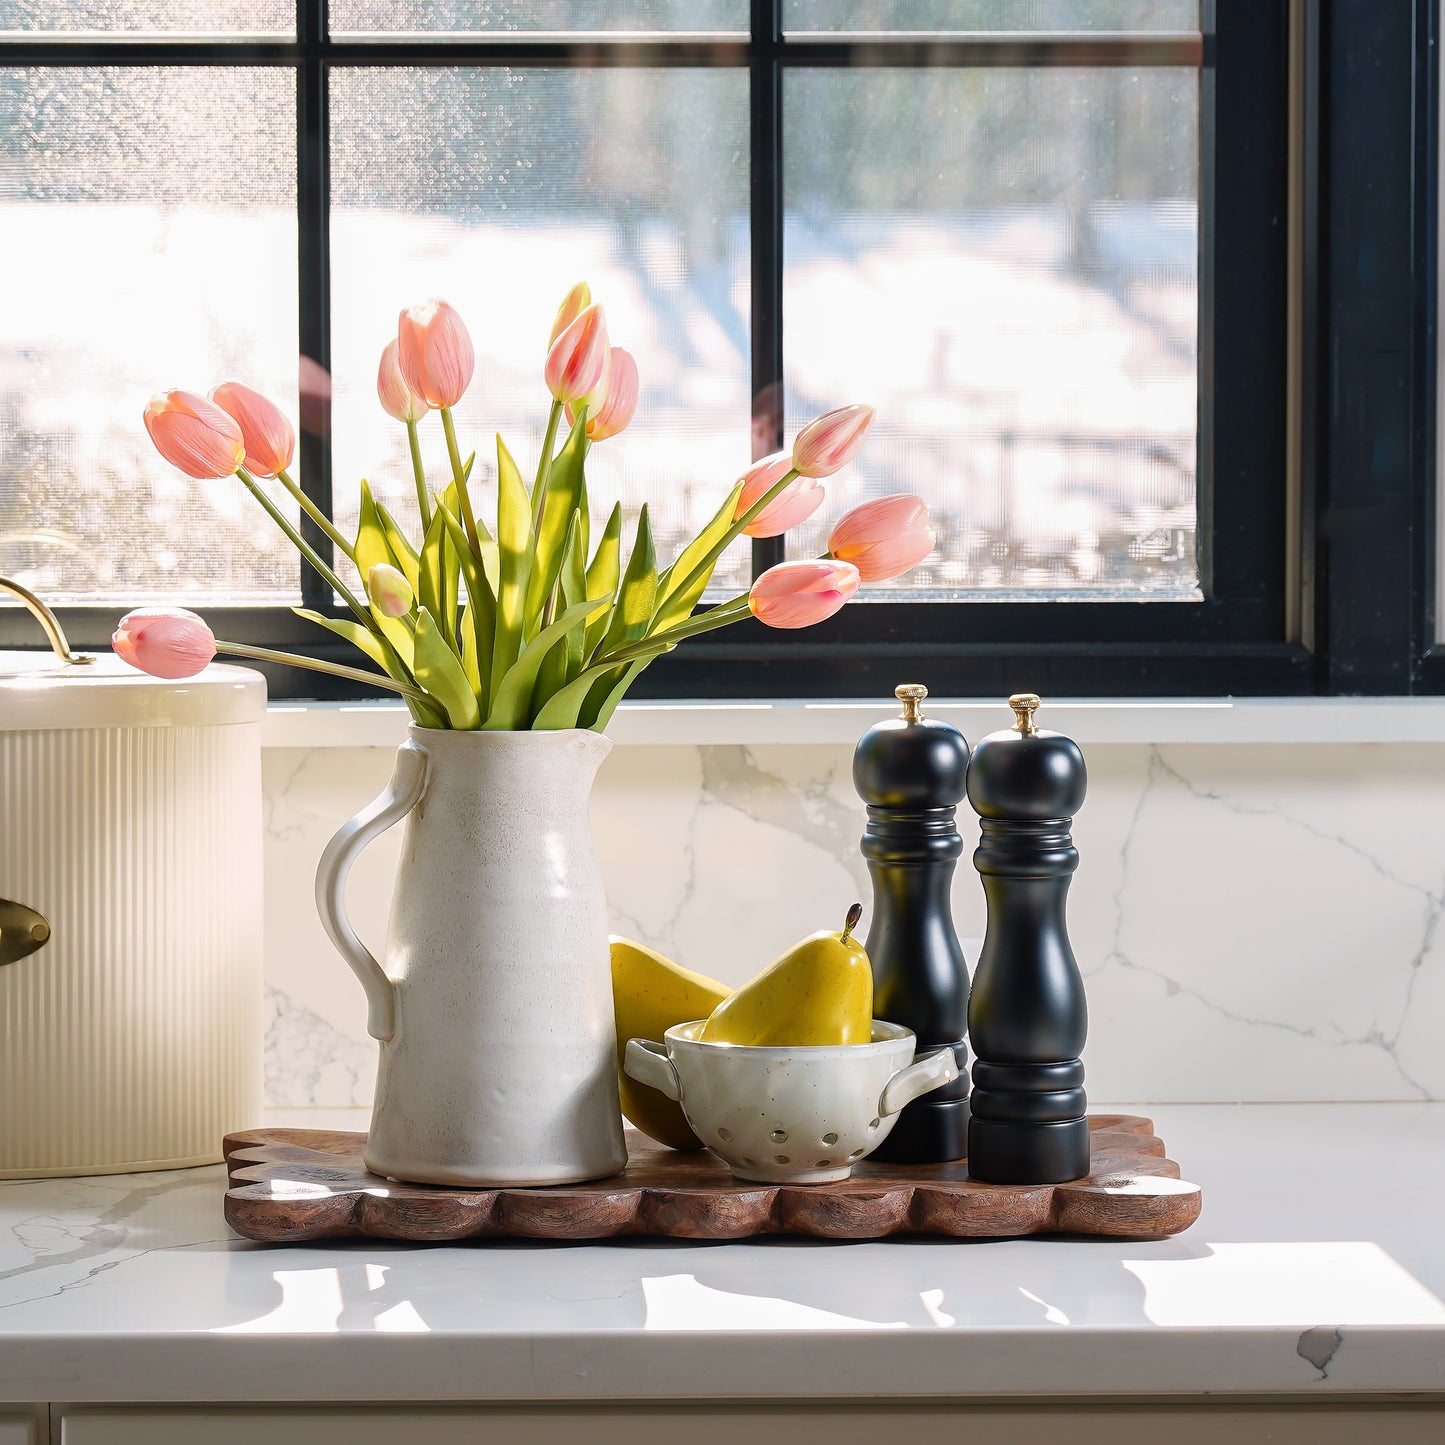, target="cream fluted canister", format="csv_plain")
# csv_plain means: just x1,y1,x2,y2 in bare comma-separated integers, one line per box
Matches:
0,637,265,1178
